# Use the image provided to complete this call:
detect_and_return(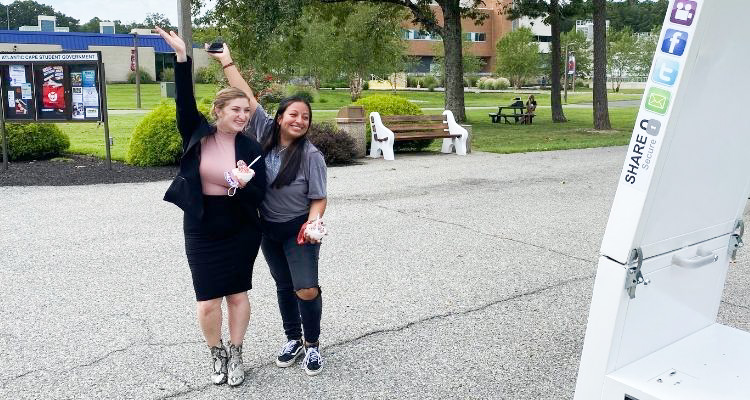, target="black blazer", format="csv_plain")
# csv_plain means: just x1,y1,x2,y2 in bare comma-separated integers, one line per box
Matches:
163,57,265,222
